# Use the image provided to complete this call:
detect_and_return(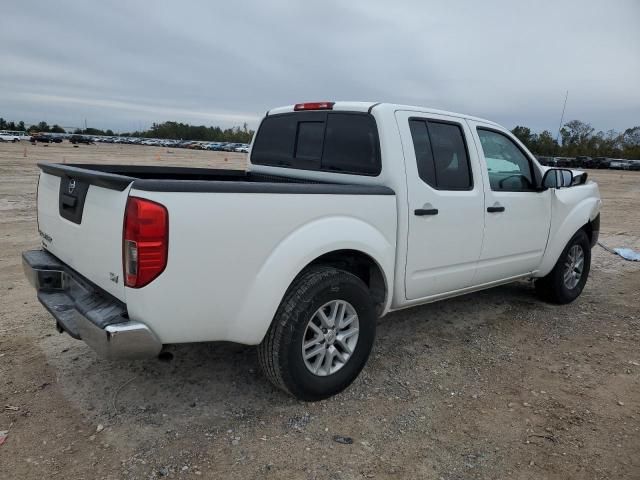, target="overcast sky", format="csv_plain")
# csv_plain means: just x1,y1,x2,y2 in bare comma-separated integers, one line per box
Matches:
1,0,638,133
